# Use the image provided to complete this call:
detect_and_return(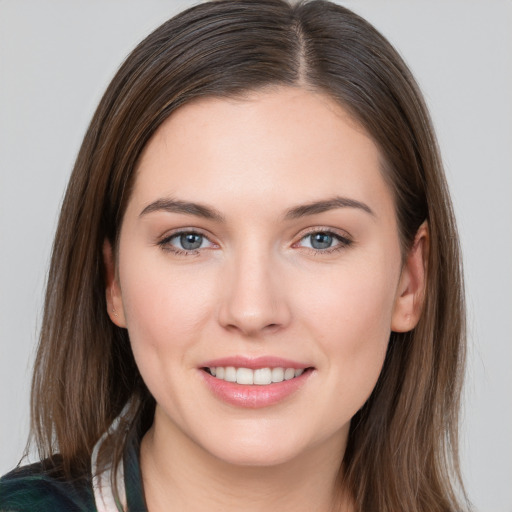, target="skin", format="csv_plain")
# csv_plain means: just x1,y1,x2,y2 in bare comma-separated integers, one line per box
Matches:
104,86,427,512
